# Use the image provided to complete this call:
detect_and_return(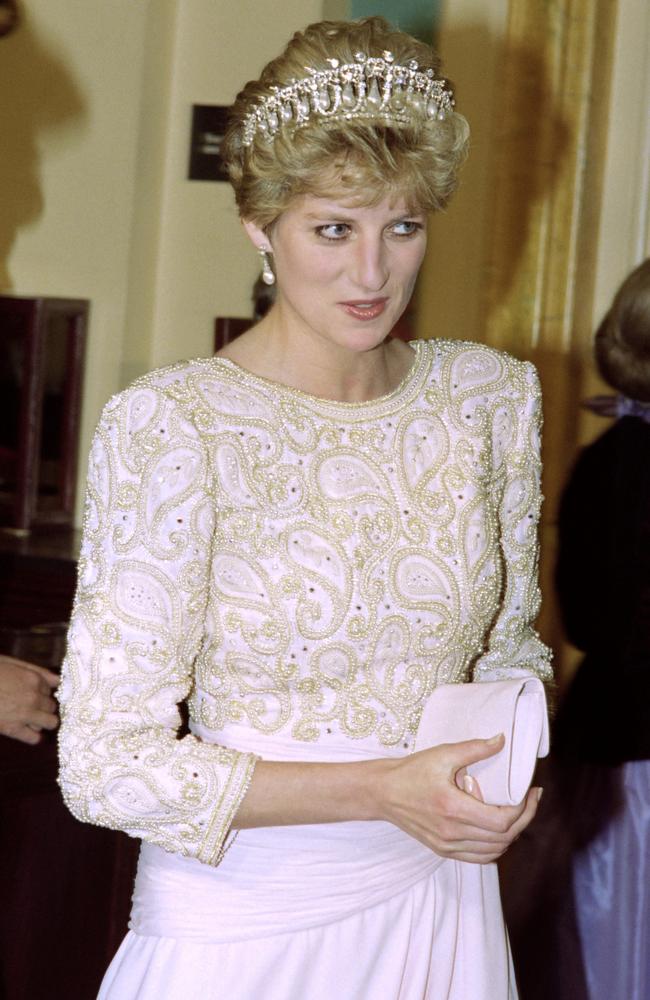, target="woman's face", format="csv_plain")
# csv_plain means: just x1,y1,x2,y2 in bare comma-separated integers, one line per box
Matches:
244,192,427,355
